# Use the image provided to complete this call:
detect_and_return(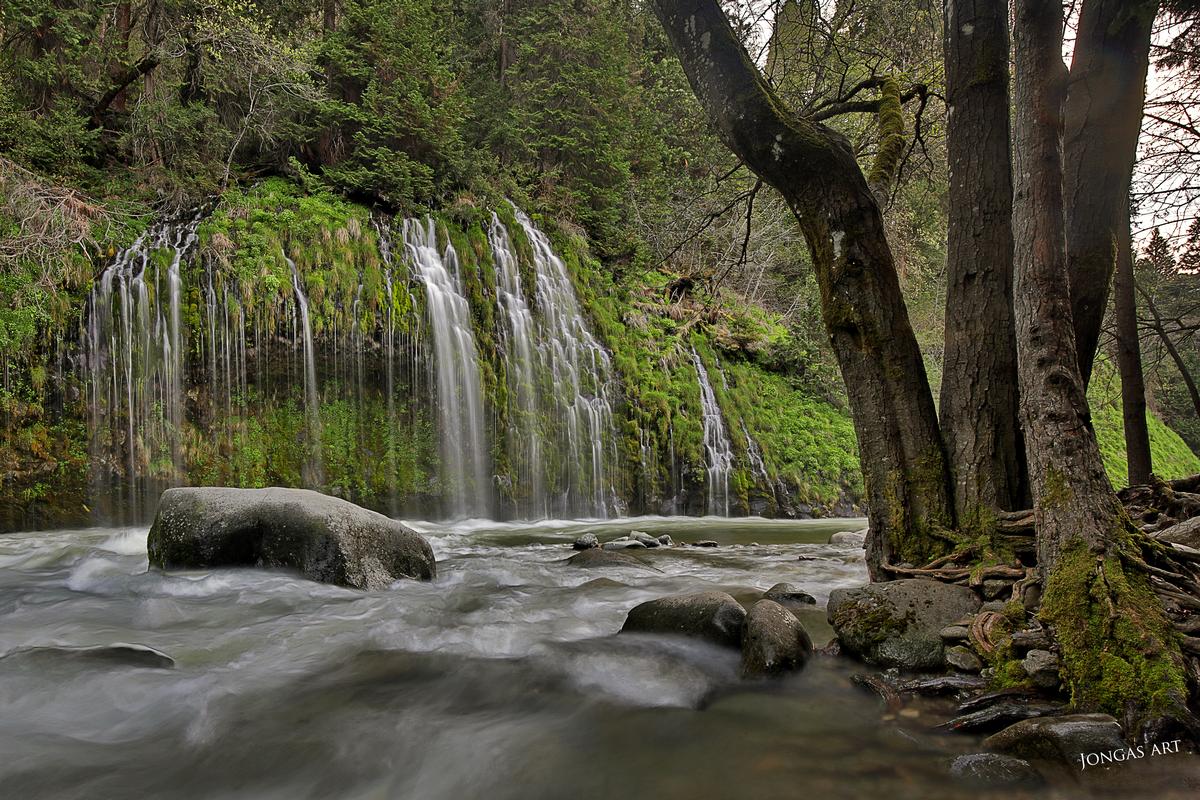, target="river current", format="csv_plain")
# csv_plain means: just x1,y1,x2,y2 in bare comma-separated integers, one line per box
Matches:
2,517,1196,799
